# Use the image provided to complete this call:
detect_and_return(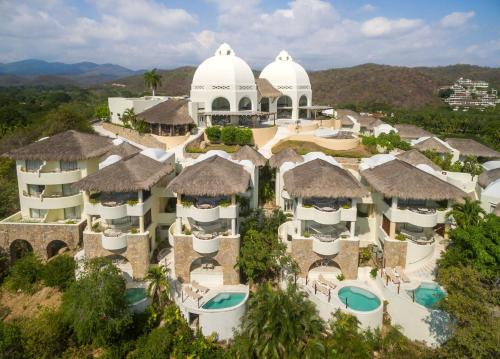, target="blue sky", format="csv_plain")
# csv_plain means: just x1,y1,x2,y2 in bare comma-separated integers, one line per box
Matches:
0,0,499,70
